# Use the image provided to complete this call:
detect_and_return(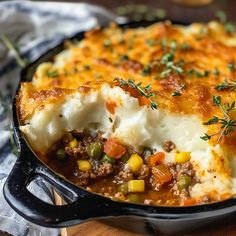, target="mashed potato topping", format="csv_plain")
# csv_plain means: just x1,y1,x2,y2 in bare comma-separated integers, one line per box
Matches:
17,21,236,204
